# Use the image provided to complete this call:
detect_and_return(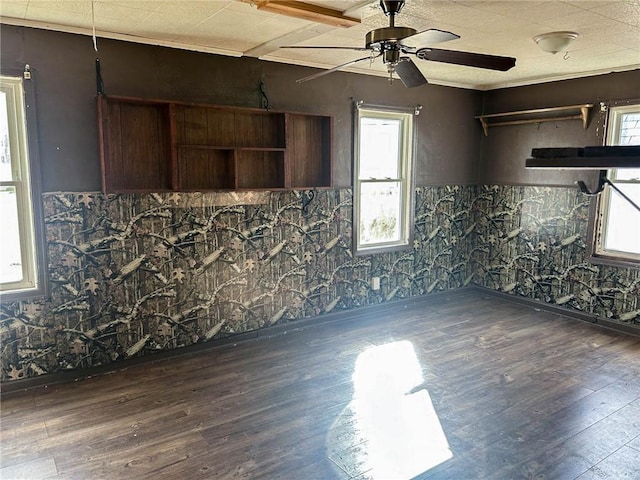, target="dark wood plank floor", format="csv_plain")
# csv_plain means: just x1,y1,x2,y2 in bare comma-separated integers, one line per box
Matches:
2,289,640,480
